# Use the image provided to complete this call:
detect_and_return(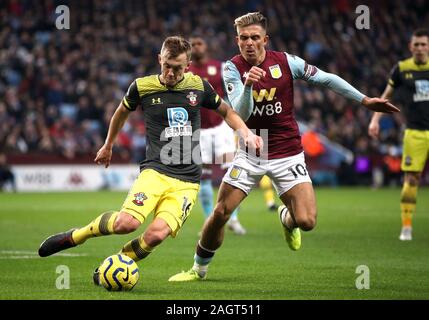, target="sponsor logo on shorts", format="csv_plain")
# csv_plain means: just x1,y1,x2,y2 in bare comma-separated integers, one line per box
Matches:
229,166,242,179
132,192,148,206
